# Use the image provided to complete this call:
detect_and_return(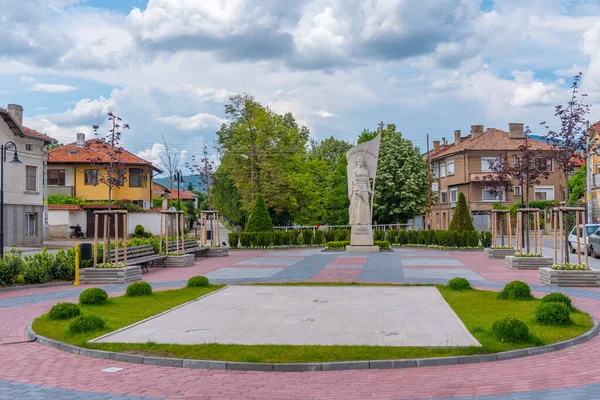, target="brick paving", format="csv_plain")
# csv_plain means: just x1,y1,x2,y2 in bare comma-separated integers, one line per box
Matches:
2,248,600,398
